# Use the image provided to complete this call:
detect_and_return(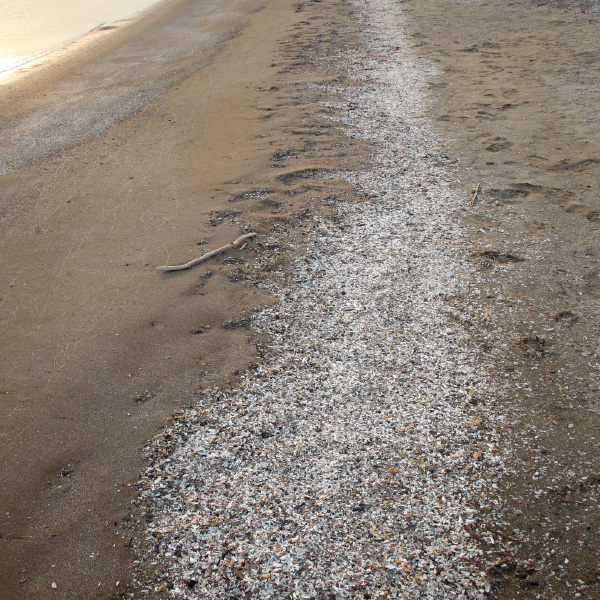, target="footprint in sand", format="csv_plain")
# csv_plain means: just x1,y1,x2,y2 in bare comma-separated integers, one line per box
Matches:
485,137,512,152
549,157,600,171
